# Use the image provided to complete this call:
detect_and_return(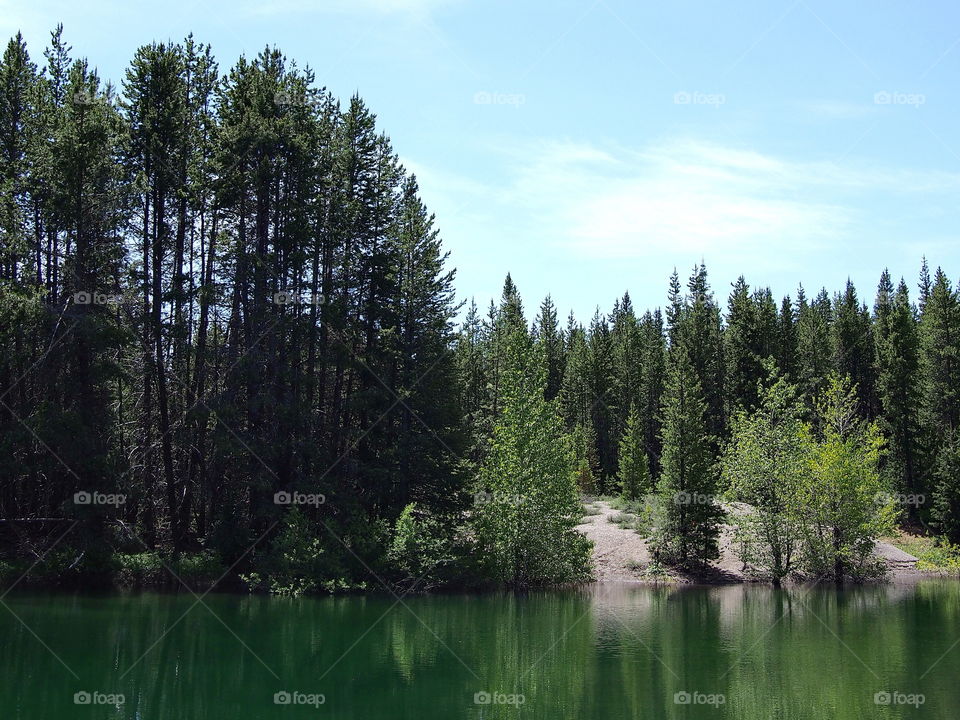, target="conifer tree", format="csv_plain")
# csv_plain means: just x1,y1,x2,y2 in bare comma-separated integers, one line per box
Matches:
618,404,651,502
874,275,923,514
652,345,723,565
533,294,565,402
